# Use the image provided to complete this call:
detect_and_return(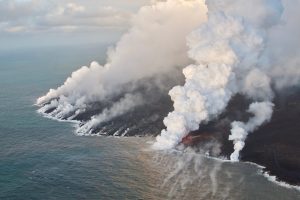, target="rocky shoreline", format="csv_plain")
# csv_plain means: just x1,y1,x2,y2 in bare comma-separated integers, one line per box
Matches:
39,86,300,186
180,88,300,186
241,89,300,185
